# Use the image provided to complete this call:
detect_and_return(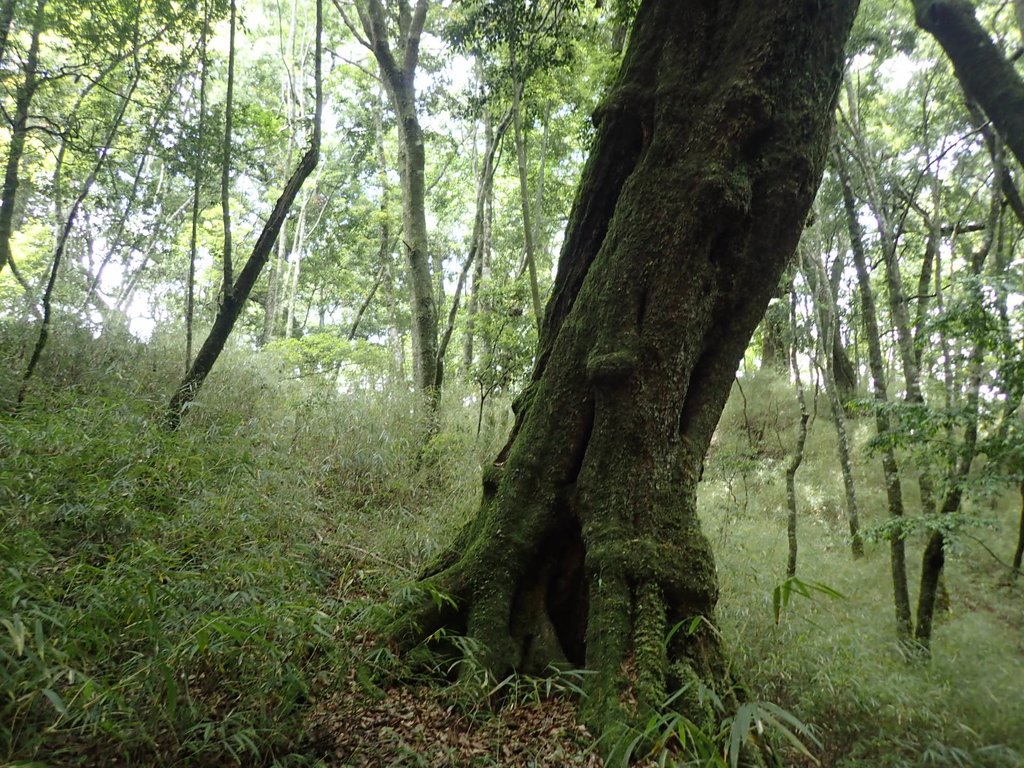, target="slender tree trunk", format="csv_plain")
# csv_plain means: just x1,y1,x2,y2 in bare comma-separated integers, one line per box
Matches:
786,288,809,577
263,147,294,345
464,93,498,371
845,79,940,520
511,62,543,331
384,0,856,750
827,251,858,406
533,101,551,269
759,297,789,373
187,0,211,370
86,152,148,309
349,265,386,341
284,188,313,339
350,99,393,343
343,0,438,403
1012,479,1024,578
220,0,236,299
168,0,323,429
913,168,1000,653
433,108,510,391
264,0,318,344
839,155,914,642
116,195,189,313
0,0,17,65
0,0,45,277
805,246,863,558
19,52,141,403
914,339,983,650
